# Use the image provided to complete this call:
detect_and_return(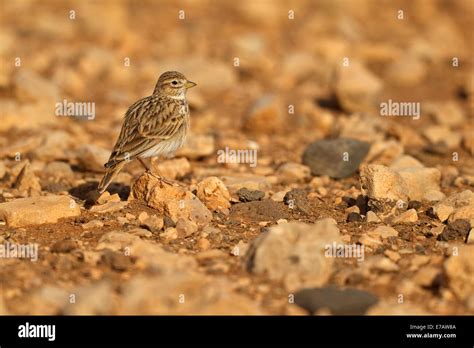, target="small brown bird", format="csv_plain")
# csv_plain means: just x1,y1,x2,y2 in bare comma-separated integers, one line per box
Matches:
97,71,196,195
